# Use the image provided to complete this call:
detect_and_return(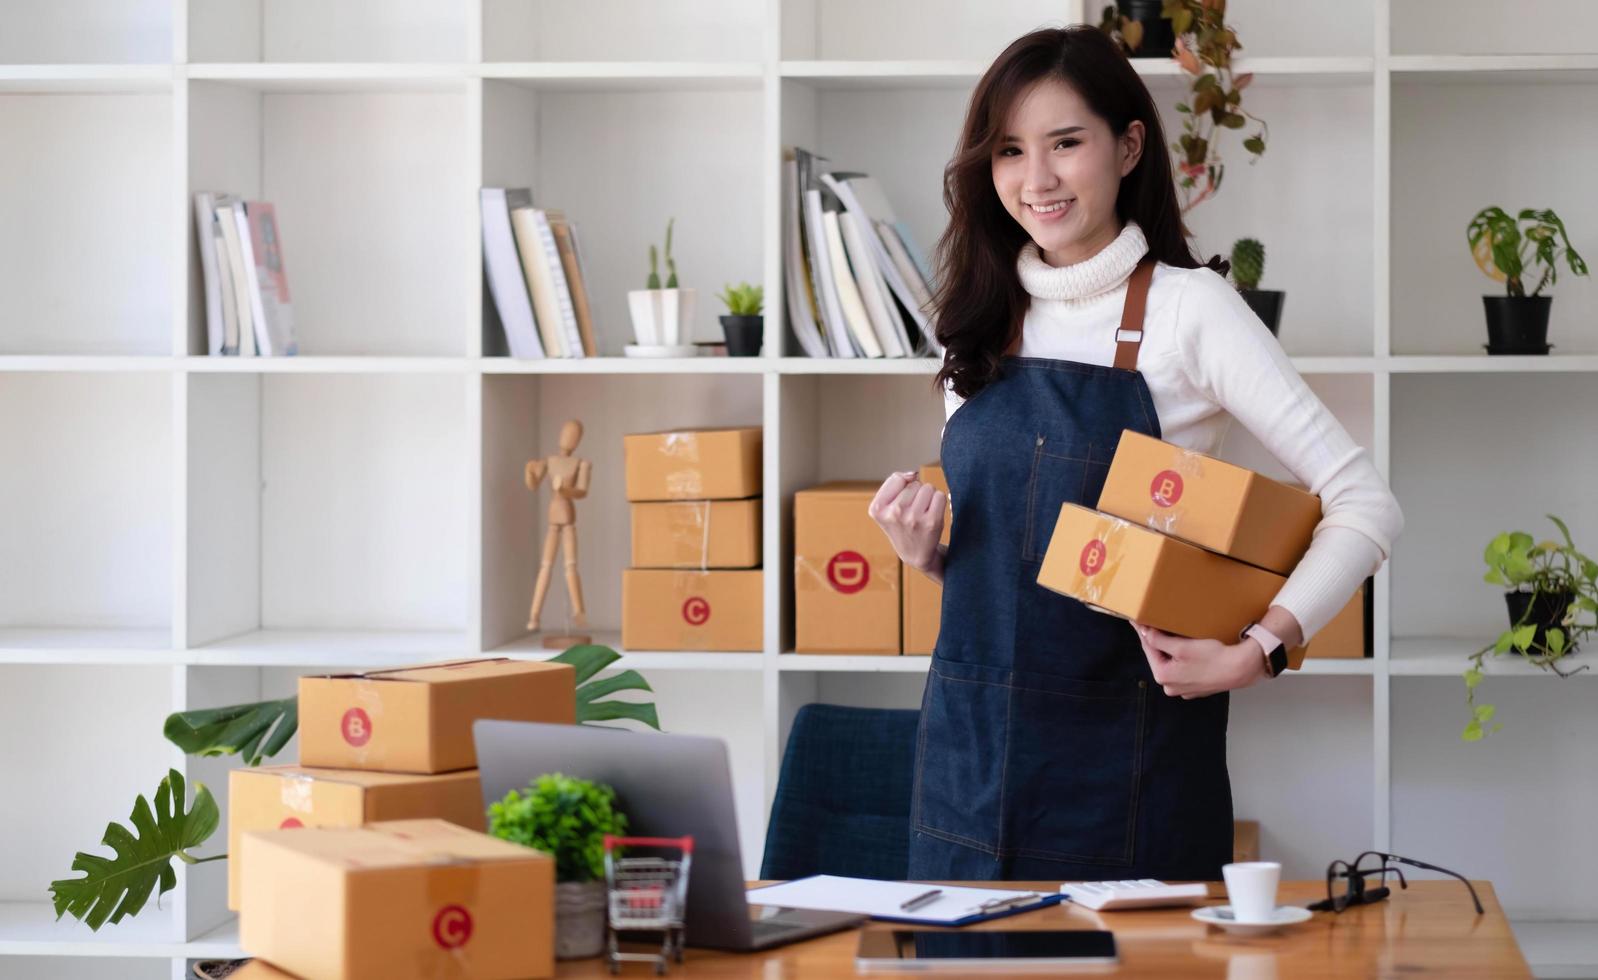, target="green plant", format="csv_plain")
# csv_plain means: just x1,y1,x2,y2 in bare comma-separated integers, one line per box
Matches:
1467,207,1588,298
646,217,678,290
1463,514,1596,741
1229,237,1264,290
488,773,627,883
717,282,763,316
50,770,222,931
163,696,297,766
